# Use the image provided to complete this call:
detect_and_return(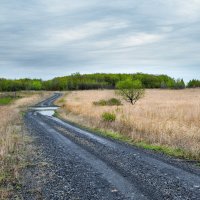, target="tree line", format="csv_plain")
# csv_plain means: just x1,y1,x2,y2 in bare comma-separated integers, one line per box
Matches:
0,73,198,92
187,79,200,88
